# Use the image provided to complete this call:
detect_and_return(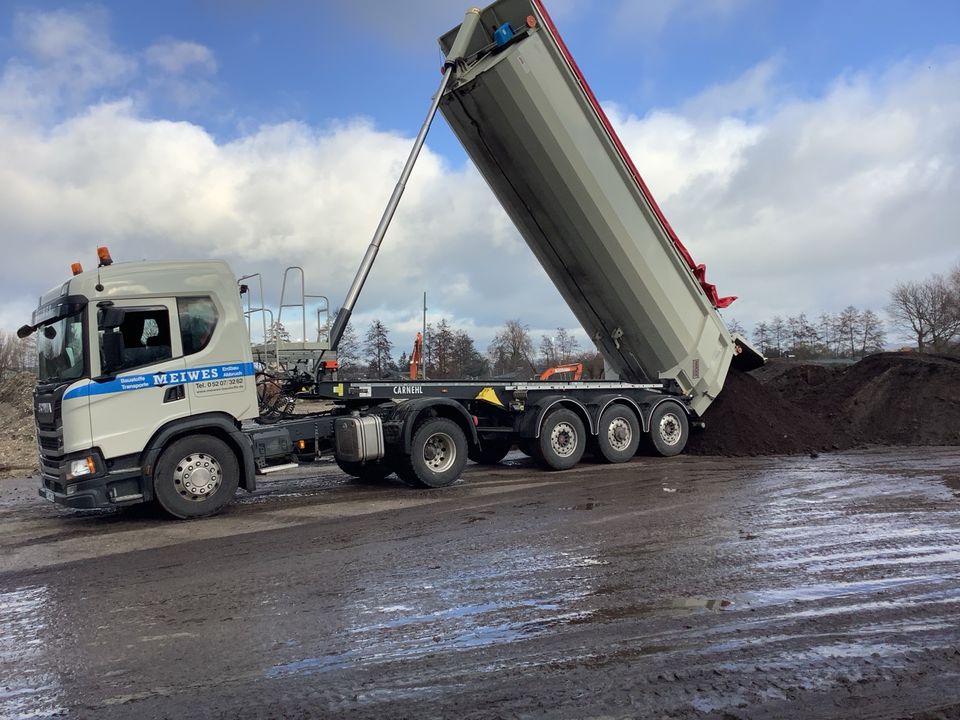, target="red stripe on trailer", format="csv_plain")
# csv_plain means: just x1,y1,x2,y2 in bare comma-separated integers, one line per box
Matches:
531,0,736,309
